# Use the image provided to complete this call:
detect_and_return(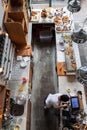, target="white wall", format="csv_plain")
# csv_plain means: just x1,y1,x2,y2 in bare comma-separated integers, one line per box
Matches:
0,1,5,28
